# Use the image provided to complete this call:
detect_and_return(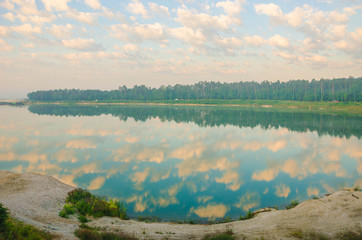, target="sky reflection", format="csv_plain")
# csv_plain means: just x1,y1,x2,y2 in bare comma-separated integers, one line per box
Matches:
0,105,361,220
